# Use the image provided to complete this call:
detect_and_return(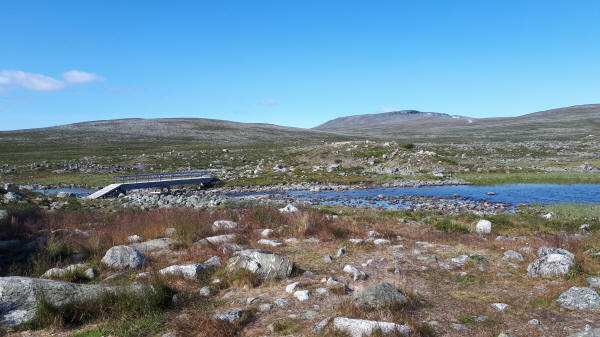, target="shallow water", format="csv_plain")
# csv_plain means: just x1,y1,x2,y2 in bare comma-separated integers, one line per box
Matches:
34,188,95,197
288,184,600,206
